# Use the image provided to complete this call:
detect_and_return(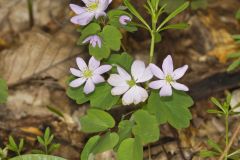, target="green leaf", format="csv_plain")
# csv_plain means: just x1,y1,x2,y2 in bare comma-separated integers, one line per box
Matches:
228,149,240,159
157,2,189,31
123,0,150,30
106,52,134,72
210,97,226,113
132,110,160,144
80,109,115,133
147,90,193,129
101,25,122,51
227,59,240,72
8,136,17,151
159,0,186,13
227,52,240,59
47,106,64,118
232,34,240,40
92,132,119,154
207,139,222,153
81,135,100,160
207,109,223,115
117,120,134,148
89,42,111,60
9,154,66,160
236,9,240,20
37,136,44,146
90,83,120,110
0,78,8,104
159,23,189,31
108,10,137,32
77,23,101,45
66,85,90,105
154,32,162,43
199,150,219,158
117,138,143,160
